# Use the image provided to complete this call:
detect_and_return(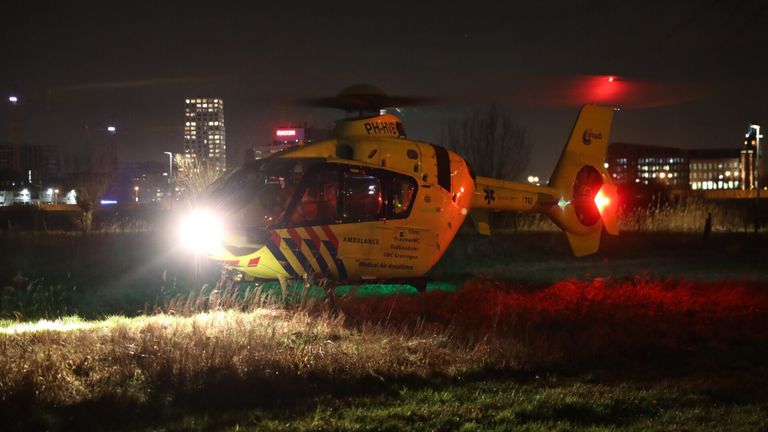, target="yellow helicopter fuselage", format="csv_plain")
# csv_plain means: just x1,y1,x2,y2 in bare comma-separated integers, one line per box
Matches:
204,114,476,281
191,105,618,283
